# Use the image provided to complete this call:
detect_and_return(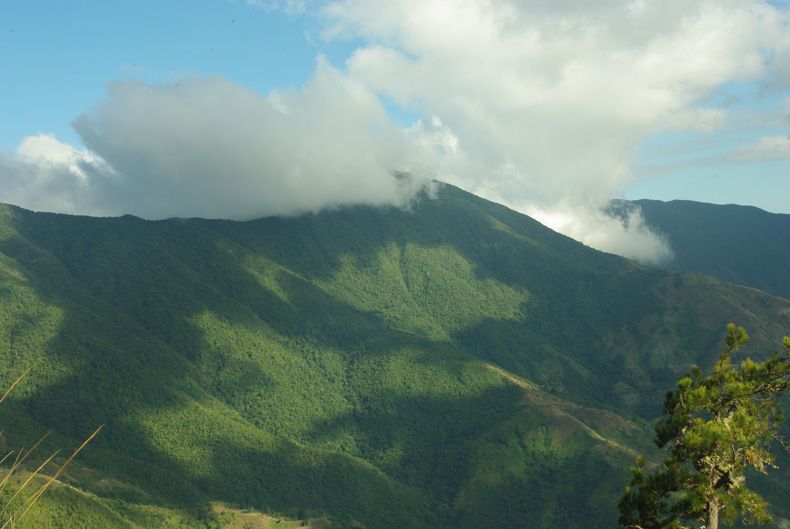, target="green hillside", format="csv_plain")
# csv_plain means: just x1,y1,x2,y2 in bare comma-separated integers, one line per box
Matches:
1,184,788,528
619,199,790,299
